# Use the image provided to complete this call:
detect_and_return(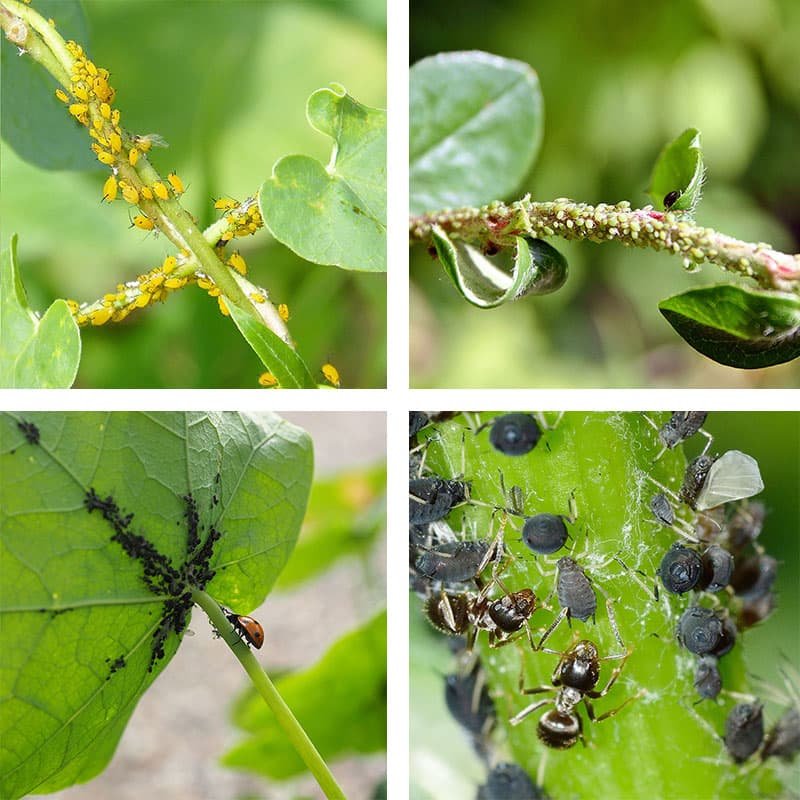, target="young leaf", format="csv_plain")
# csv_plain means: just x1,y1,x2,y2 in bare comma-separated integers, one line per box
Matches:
410,51,543,215
647,128,705,213
275,464,386,589
0,0,96,171
431,227,567,308
260,84,386,272
223,610,387,779
227,302,317,388
0,411,312,799
0,235,81,388
659,285,800,368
